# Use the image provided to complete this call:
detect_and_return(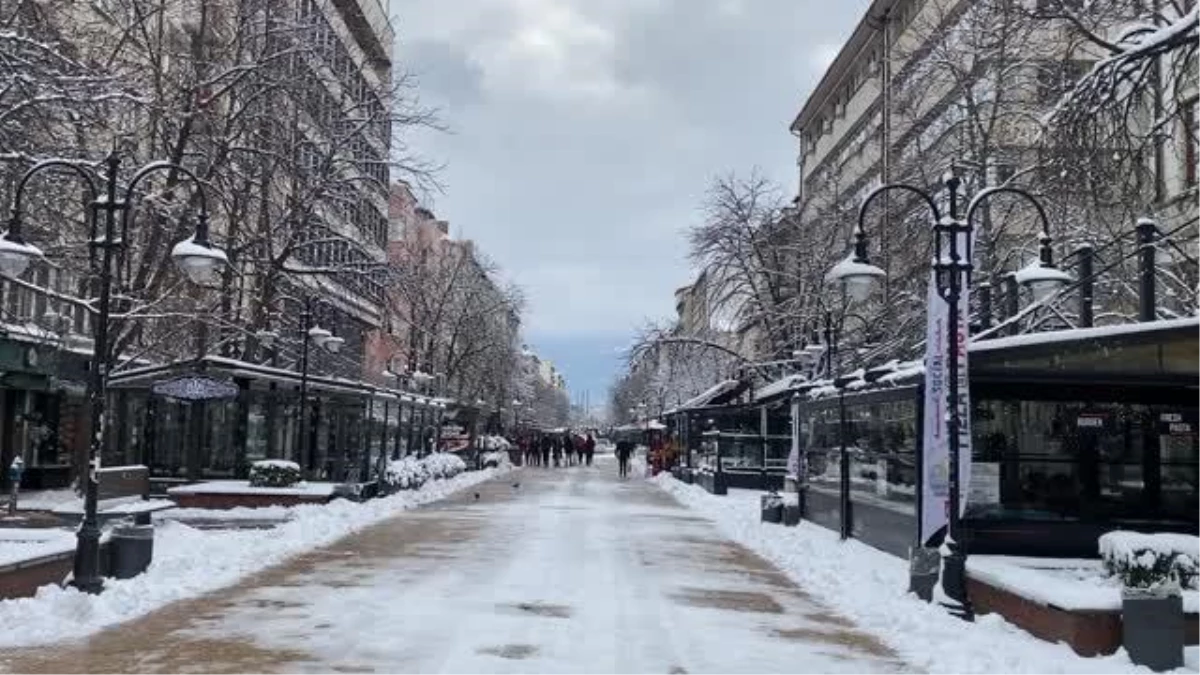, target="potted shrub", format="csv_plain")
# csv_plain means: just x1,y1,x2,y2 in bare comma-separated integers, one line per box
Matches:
1099,531,1198,671
248,460,302,488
